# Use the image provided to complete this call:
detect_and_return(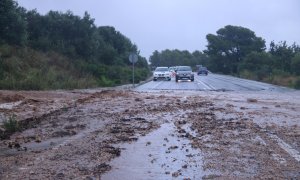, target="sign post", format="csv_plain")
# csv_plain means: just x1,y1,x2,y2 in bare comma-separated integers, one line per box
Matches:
129,53,138,88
